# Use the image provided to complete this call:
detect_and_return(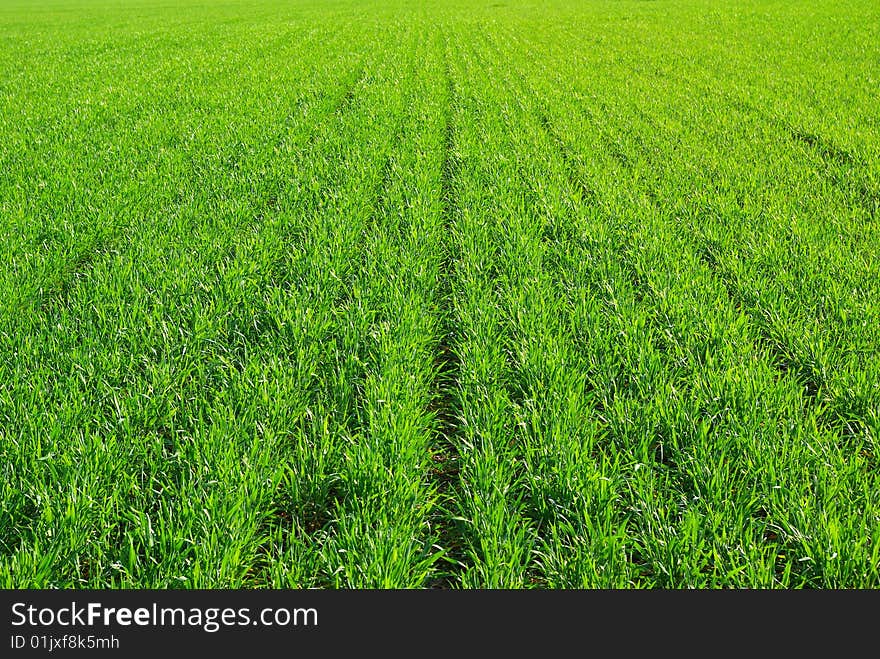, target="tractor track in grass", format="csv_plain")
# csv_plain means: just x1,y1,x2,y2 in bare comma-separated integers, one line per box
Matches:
426,33,467,589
